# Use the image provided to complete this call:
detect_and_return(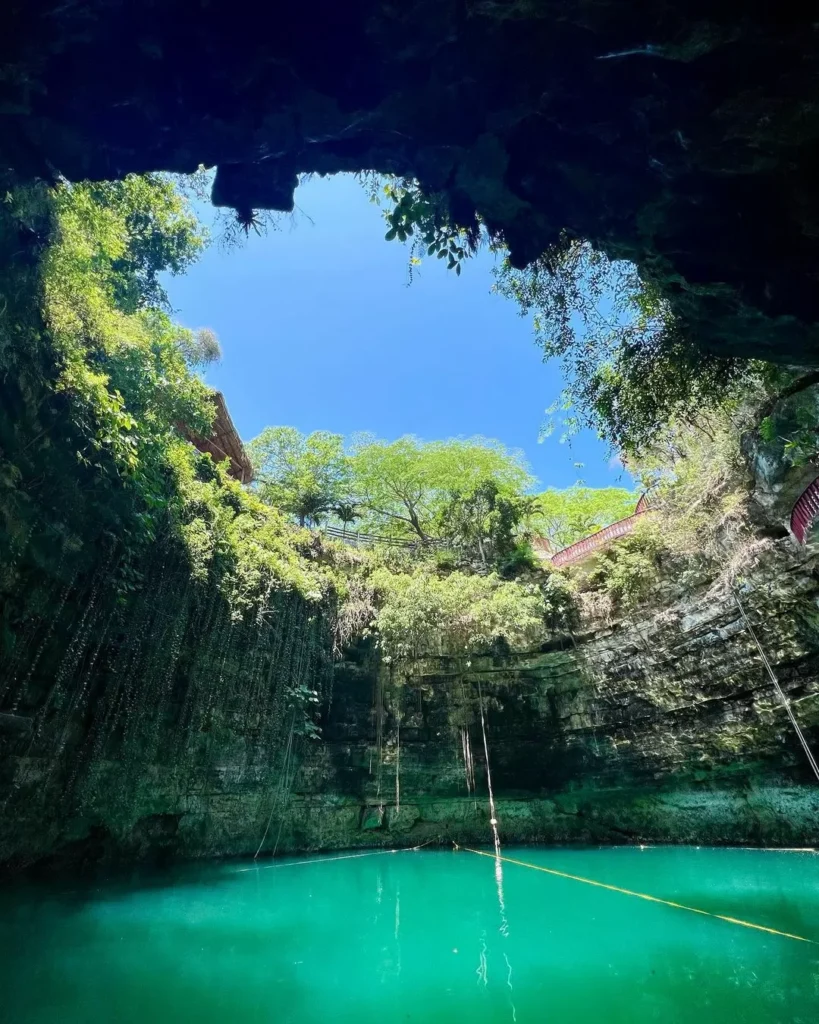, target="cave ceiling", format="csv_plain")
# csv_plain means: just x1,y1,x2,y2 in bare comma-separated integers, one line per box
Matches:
4,0,819,362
